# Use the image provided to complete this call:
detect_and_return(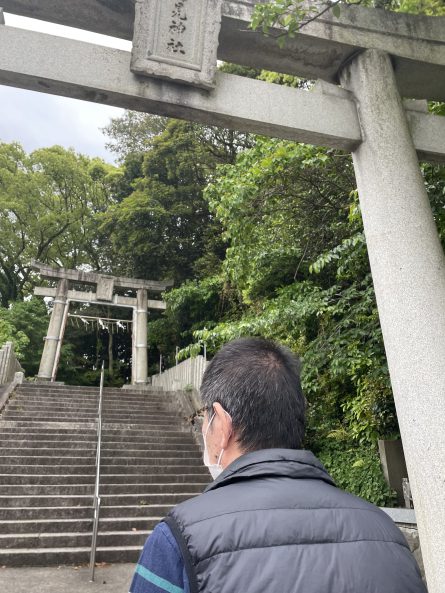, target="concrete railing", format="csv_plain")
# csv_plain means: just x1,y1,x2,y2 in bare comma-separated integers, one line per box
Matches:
152,355,207,393
0,342,24,385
